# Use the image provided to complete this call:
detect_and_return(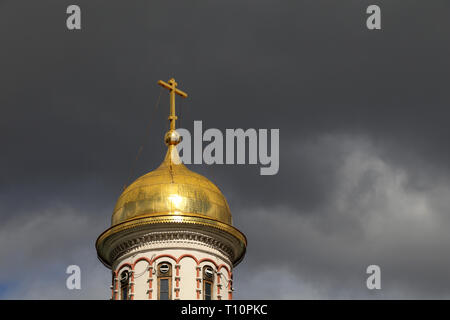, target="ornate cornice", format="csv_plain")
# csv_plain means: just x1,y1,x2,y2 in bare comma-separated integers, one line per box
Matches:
110,230,234,263
96,215,246,268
